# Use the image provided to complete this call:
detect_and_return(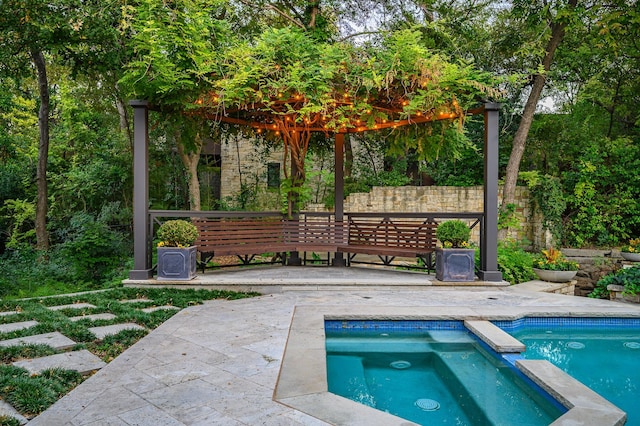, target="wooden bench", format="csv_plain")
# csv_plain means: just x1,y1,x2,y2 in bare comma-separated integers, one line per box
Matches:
339,219,438,270
192,217,437,271
193,218,289,270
